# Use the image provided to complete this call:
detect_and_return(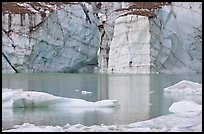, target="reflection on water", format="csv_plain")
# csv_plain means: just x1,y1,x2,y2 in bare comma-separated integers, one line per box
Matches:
2,73,202,130
105,75,151,124
3,107,117,130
